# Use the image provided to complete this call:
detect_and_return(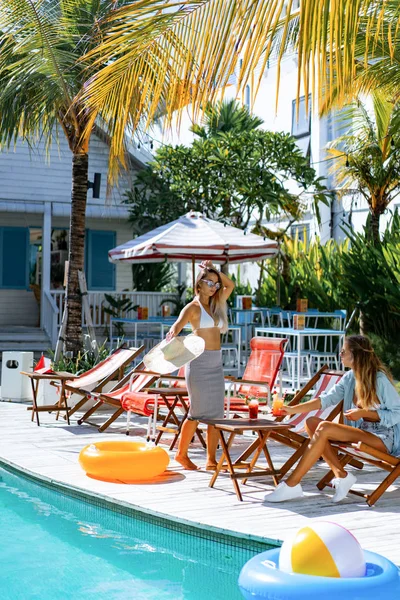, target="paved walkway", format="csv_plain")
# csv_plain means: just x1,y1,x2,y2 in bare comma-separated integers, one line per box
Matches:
1,402,400,564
